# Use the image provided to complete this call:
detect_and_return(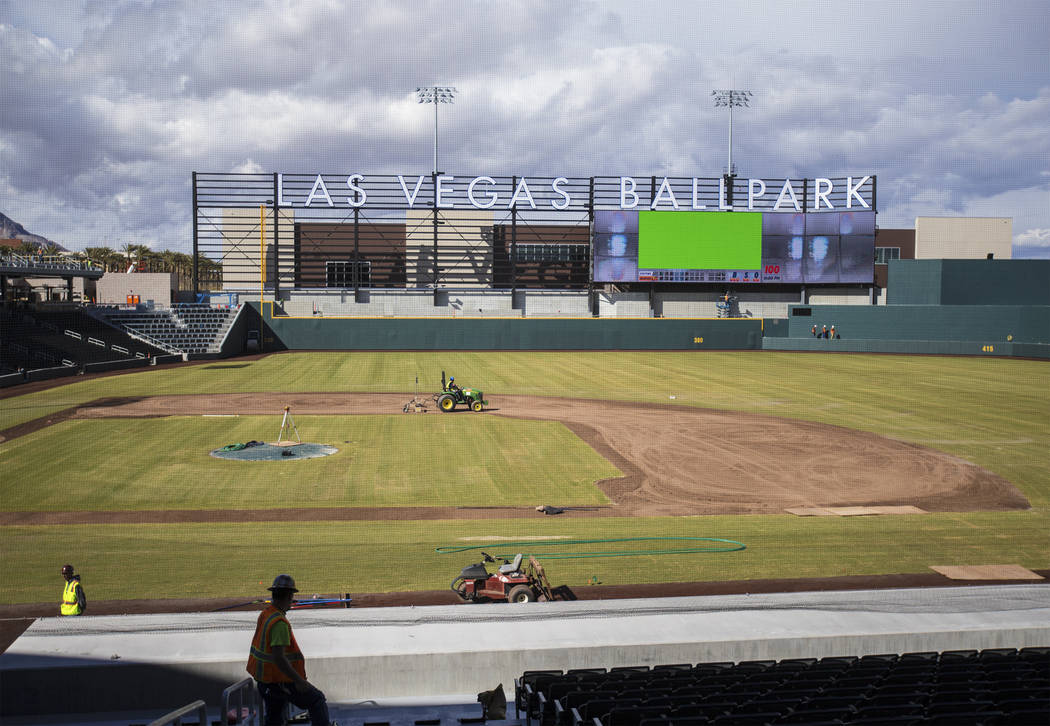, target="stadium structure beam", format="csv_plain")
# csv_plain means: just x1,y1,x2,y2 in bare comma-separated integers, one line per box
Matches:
712,90,752,177
415,86,456,175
